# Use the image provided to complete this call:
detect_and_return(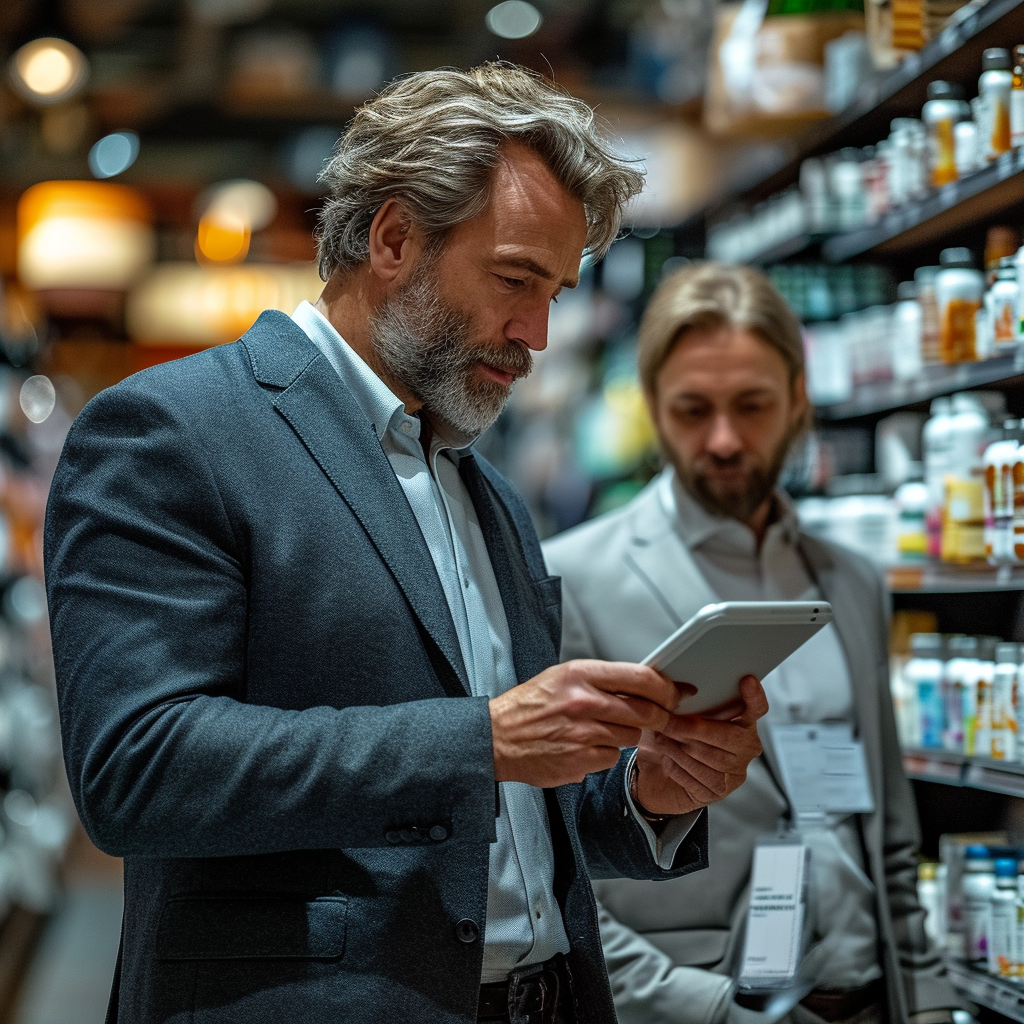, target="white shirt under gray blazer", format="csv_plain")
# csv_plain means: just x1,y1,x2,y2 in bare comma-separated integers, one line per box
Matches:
542,473,958,1024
